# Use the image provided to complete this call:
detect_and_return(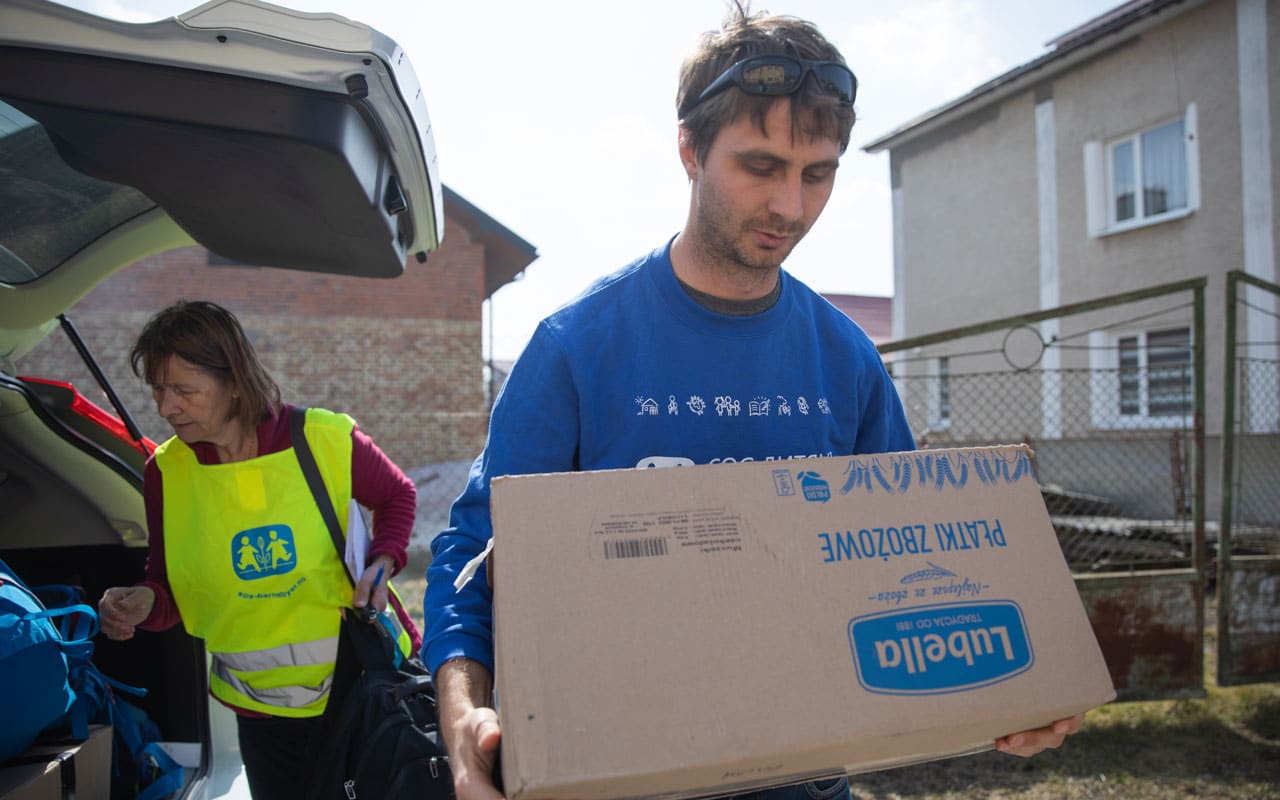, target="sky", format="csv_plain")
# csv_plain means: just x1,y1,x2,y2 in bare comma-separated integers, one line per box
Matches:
62,0,1122,360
